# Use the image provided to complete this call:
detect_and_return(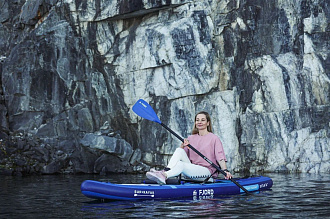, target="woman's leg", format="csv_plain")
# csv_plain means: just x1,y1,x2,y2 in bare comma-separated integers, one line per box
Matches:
166,148,191,169
146,148,212,184
146,148,190,184
166,161,211,181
